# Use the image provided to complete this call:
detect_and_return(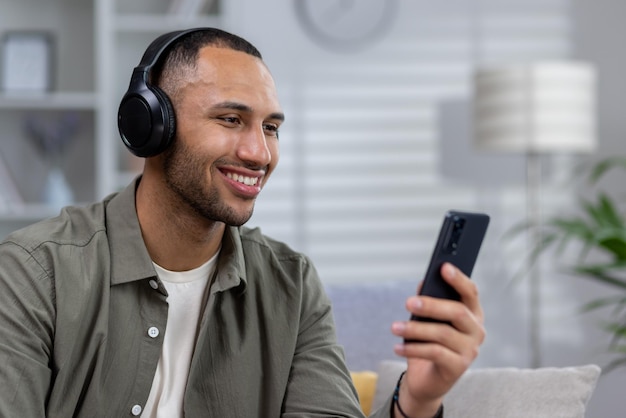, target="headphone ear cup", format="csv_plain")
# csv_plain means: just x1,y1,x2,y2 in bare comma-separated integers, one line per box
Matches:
151,85,176,153
118,84,176,157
